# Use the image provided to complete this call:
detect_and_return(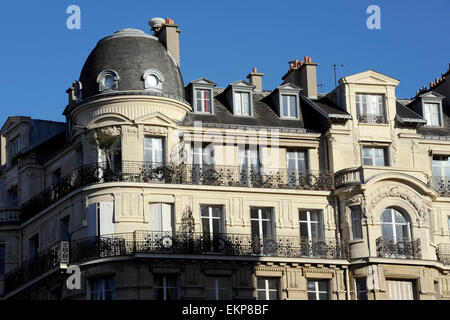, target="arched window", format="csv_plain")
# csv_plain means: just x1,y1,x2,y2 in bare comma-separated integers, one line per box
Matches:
380,207,410,241
97,70,120,92
142,69,164,92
